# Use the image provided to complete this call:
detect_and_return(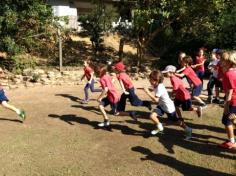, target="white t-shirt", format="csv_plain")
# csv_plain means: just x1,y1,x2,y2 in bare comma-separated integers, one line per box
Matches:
208,59,219,78
154,83,176,113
